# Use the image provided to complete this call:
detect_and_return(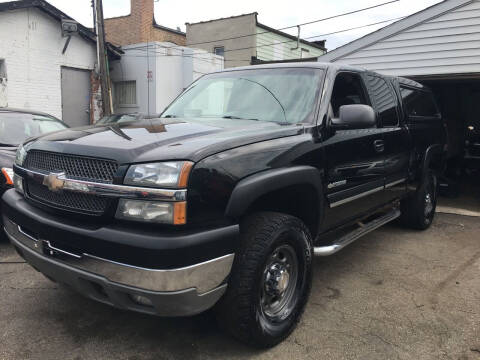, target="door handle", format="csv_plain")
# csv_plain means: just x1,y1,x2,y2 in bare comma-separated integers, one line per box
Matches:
374,139,385,153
